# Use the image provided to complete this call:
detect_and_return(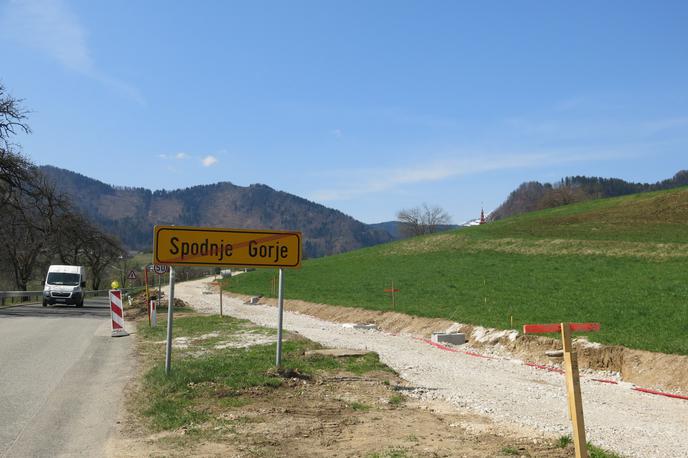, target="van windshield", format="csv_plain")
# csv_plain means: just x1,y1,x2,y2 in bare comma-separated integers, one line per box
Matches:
47,272,80,286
